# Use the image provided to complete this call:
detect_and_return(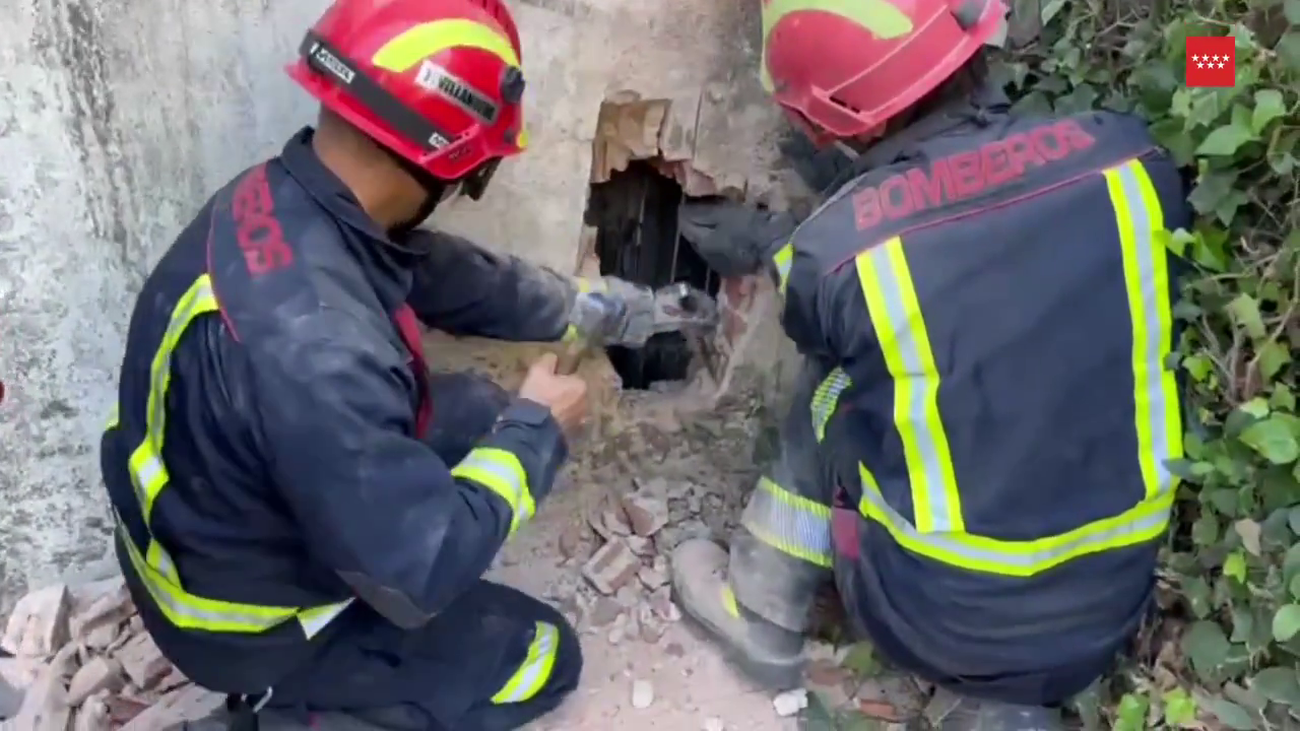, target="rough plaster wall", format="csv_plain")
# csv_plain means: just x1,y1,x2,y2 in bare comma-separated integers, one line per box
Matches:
0,0,795,610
